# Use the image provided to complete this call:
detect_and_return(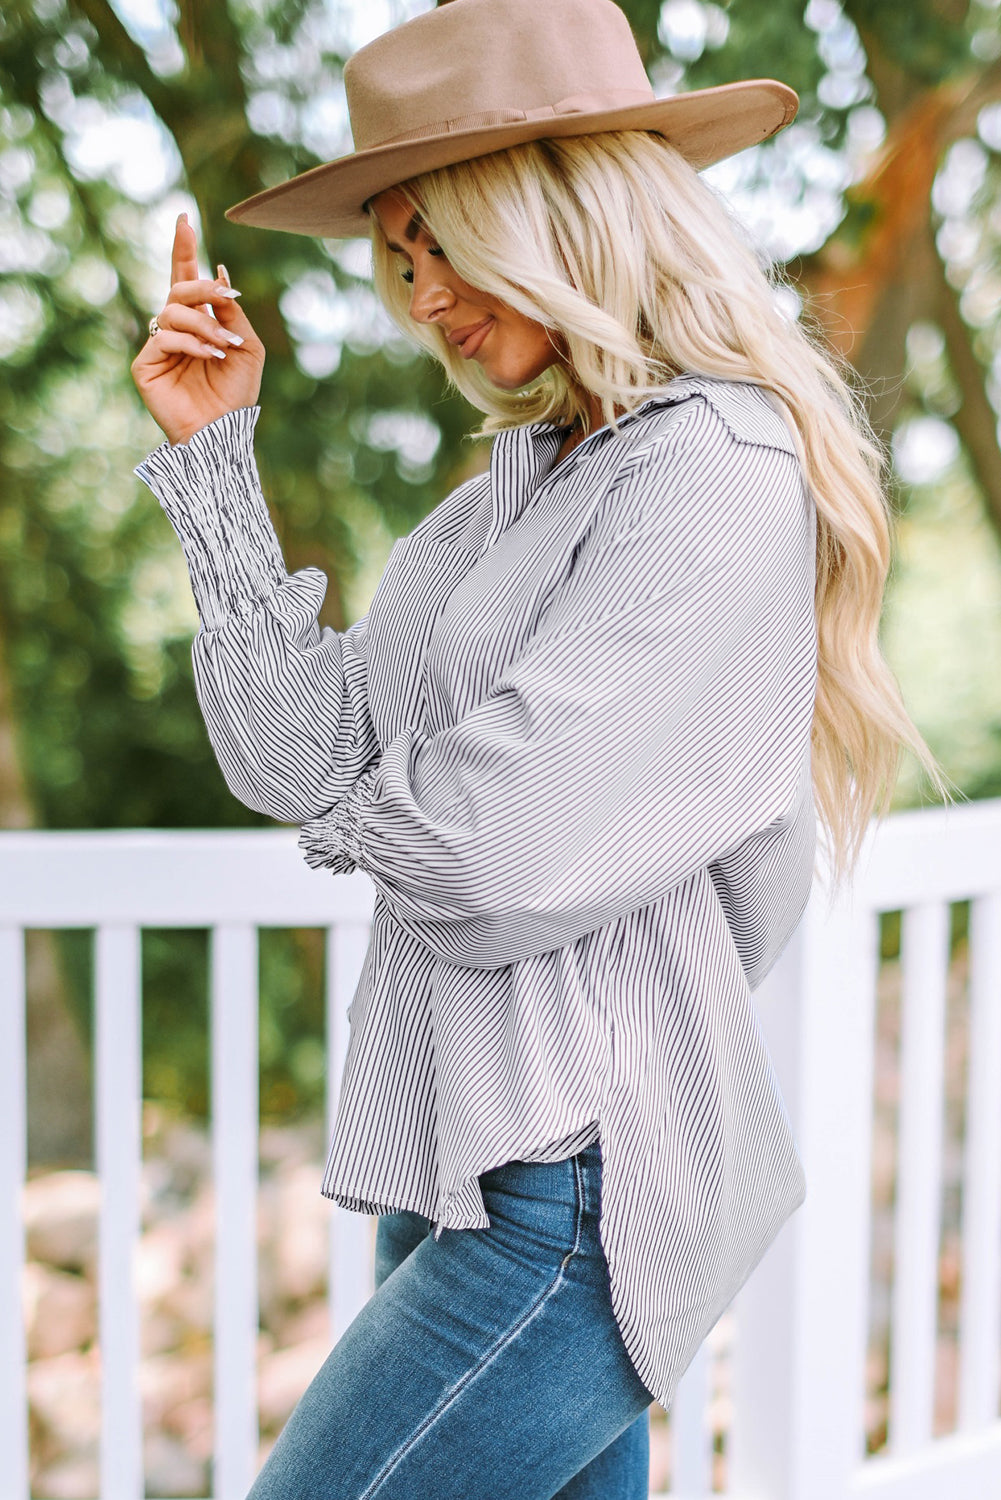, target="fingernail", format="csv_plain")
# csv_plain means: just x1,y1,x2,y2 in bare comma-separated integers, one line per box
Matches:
176,212,188,228
216,287,242,299
200,343,226,359
222,331,244,346
216,263,231,287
